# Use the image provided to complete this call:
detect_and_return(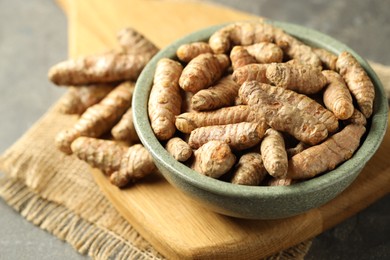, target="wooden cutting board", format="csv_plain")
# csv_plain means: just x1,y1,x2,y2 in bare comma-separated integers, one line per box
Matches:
57,0,390,259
